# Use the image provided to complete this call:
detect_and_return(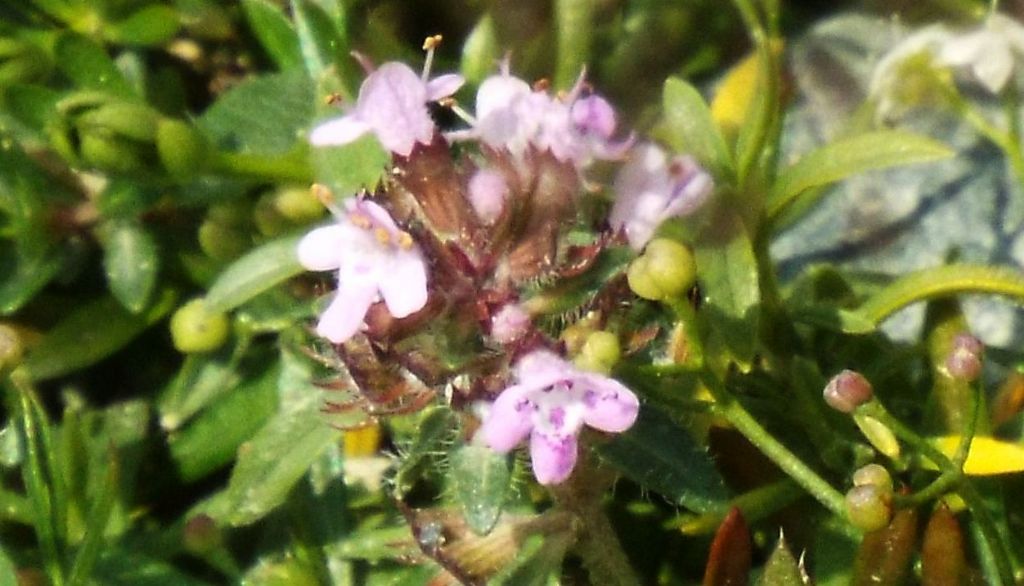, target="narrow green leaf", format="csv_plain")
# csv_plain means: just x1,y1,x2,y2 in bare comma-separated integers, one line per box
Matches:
104,5,181,46
0,544,16,585
100,220,160,313
460,14,499,85
311,134,389,196
554,0,591,89
54,33,135,97
221,389,338,527
599,407,728,512
759,534,806,586
159,352,244,432
92,547,215,585
662,77,733,179
767,131,954,220
449,444,511,535
23,289,176,381
291,0,347,80
241,0,303,70
204,235,305,312
67,449,119,586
